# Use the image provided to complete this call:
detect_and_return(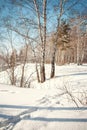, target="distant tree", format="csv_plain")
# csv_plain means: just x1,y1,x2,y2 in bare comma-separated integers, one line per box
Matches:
9,49,17,85
70,15,87,65
56,20,71,65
